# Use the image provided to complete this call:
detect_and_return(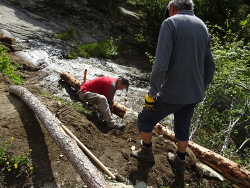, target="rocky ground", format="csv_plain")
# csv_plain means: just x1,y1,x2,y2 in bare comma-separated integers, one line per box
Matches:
0,1,237,188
